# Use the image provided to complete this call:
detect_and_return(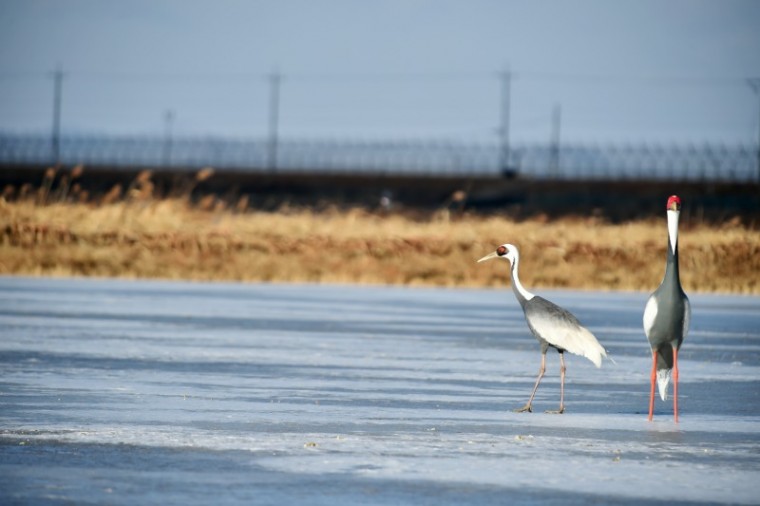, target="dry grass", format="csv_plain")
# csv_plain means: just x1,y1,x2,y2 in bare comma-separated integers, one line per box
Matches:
1,195,758,293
